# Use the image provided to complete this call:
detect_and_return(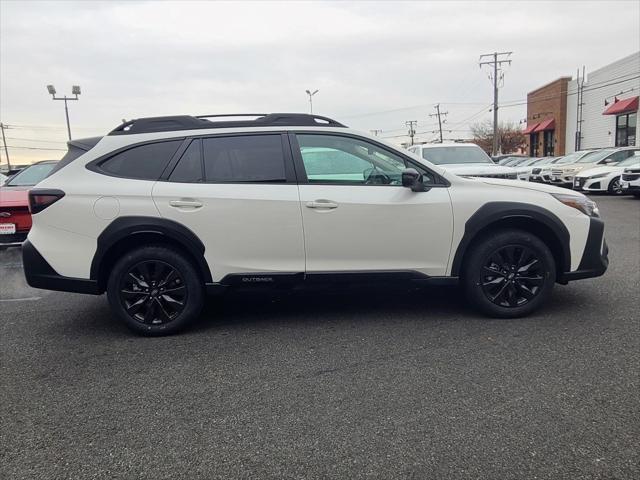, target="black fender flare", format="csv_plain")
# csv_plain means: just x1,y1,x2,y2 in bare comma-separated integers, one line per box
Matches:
450,202,571,276
90,216,212,284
